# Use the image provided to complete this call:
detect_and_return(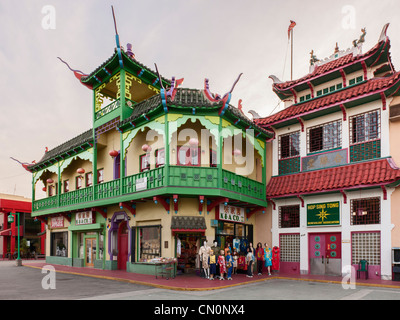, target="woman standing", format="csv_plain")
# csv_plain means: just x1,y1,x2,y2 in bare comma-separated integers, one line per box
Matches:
264,243,272,276
255,242,265,275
